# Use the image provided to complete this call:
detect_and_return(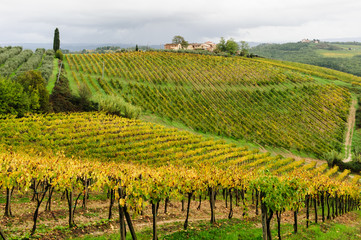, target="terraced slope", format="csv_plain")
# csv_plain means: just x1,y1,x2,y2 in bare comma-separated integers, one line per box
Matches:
64,52,352,157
